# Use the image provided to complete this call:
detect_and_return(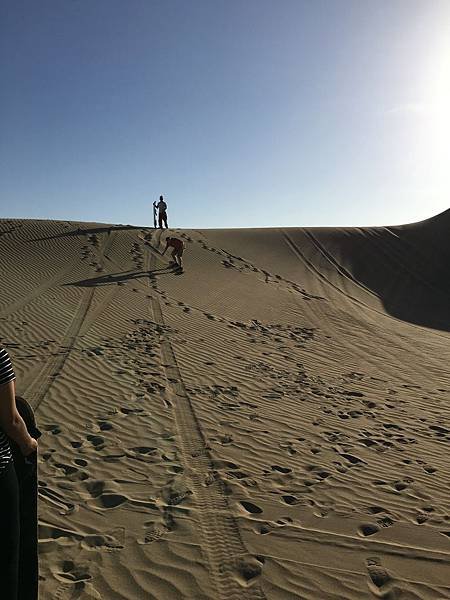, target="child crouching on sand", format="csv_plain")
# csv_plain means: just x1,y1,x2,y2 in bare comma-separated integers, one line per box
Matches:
162,236,185,270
